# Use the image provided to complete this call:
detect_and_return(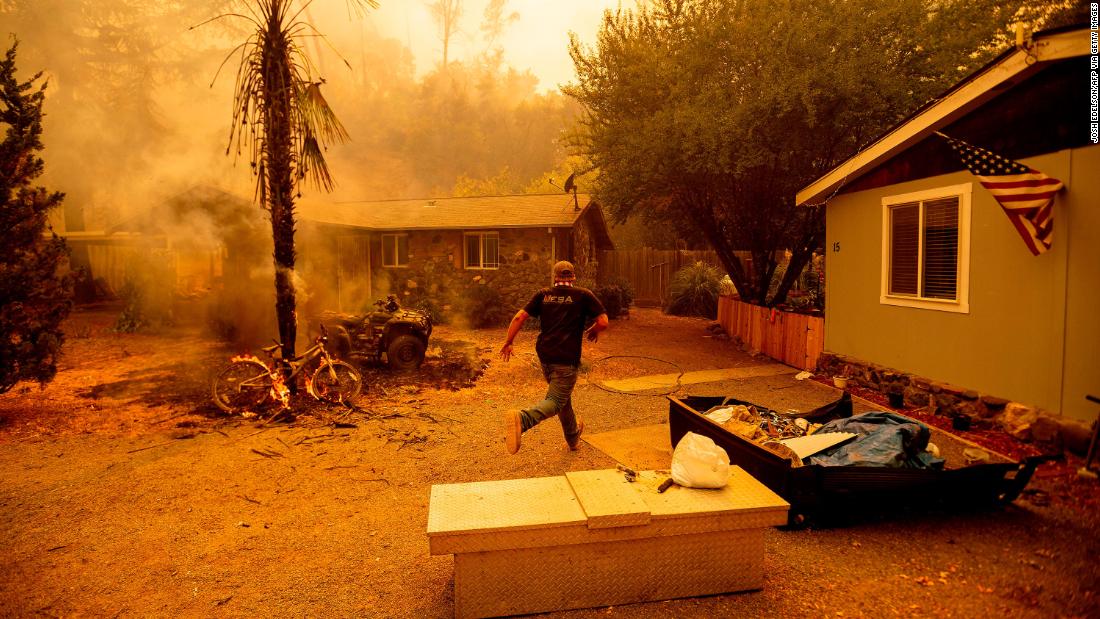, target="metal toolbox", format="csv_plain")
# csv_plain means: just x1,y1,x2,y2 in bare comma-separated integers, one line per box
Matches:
427,469,788,617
